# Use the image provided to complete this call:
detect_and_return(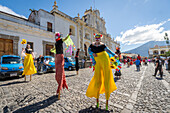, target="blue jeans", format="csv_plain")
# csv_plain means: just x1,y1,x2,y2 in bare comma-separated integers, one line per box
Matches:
43,65,48,72
136,65,140,71
165,64,168,70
